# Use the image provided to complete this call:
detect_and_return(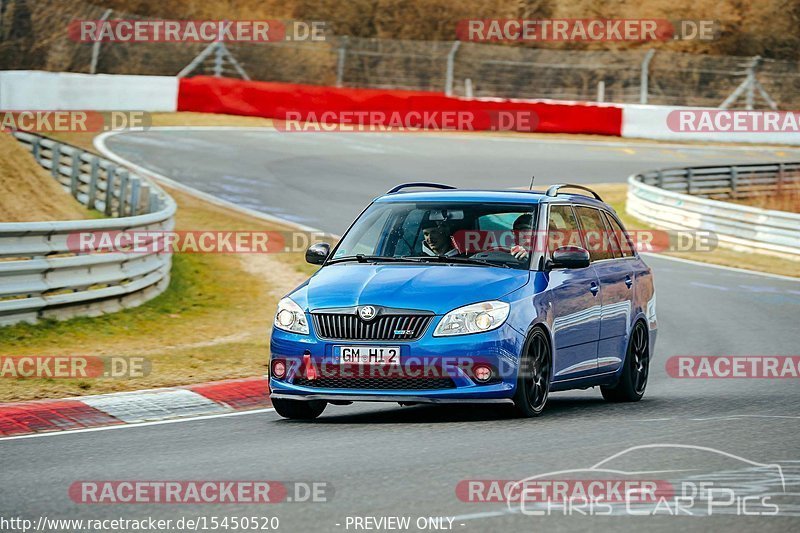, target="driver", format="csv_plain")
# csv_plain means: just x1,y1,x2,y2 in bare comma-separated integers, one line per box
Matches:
510,214,533,261
421,220,459,257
